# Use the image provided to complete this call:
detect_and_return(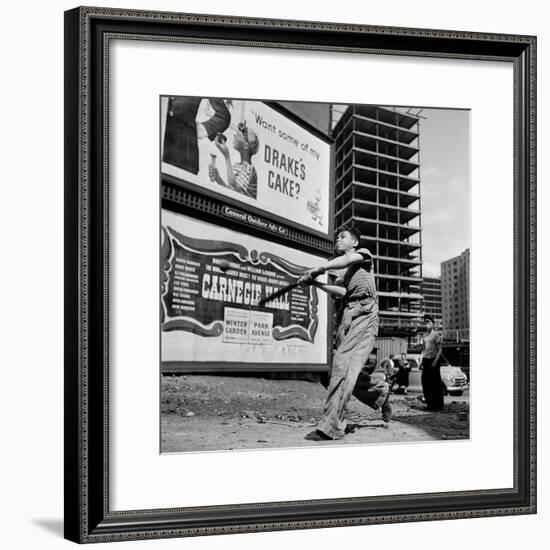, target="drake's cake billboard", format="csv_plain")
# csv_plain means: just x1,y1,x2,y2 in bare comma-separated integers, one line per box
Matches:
161,98,331,236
